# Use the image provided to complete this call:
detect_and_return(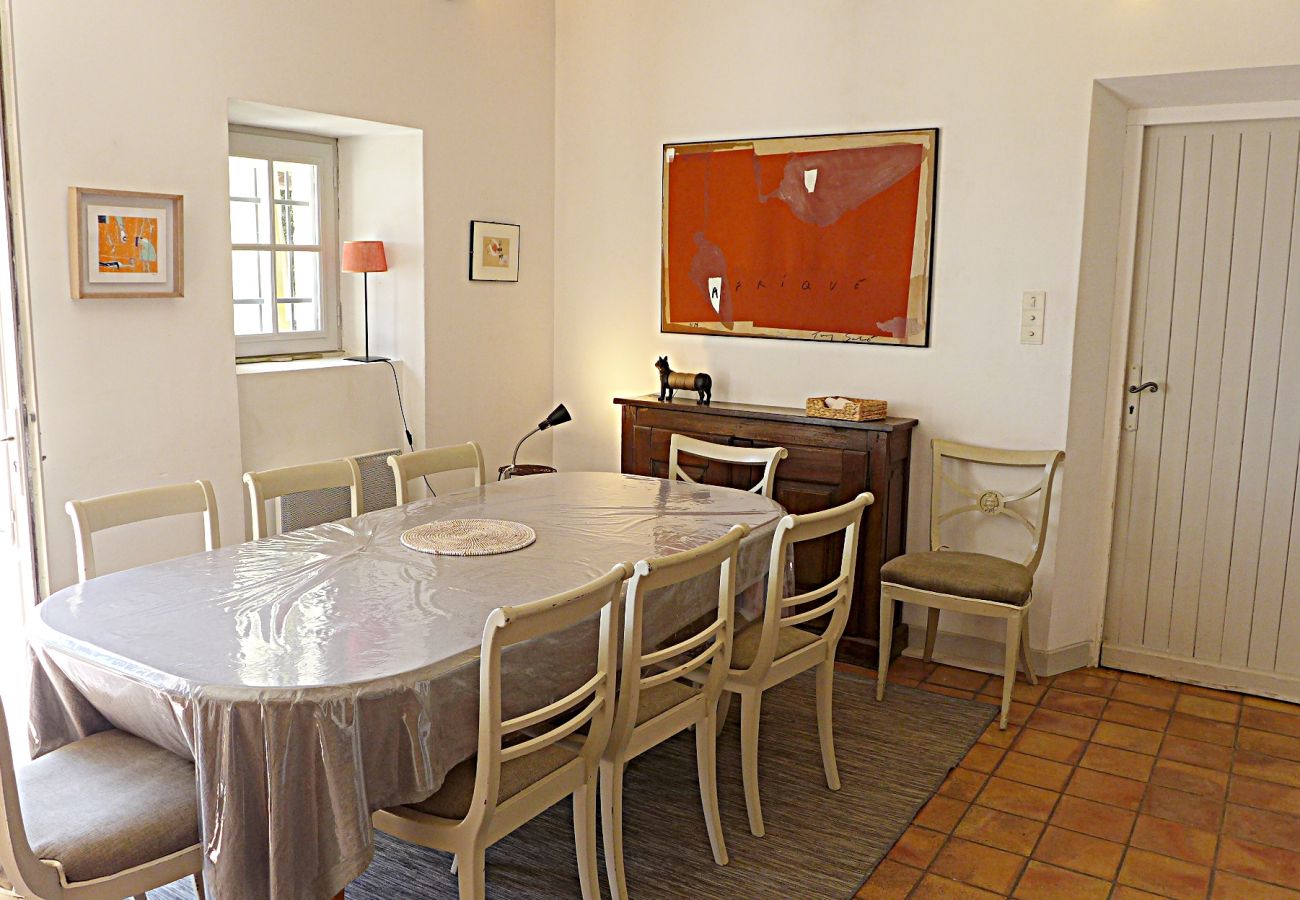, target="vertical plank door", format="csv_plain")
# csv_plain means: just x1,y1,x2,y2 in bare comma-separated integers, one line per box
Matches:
1104,118,1300,699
